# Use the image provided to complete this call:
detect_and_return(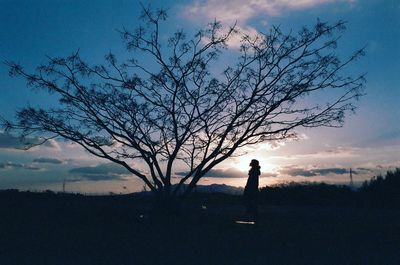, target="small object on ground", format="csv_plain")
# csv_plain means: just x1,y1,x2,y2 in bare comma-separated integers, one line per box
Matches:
235,220,256,225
